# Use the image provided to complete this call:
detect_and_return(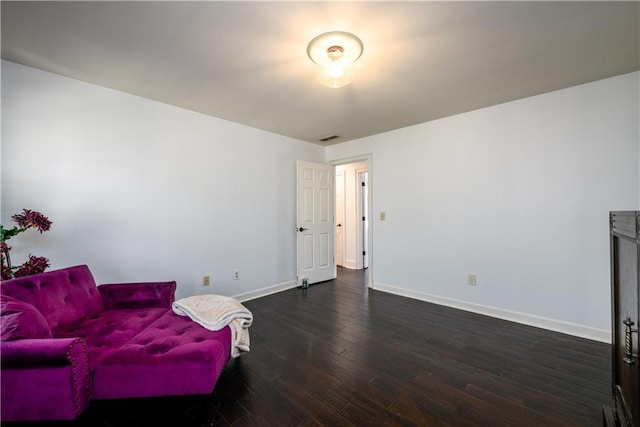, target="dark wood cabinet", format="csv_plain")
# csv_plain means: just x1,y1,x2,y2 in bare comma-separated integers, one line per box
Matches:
604,211,640,427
